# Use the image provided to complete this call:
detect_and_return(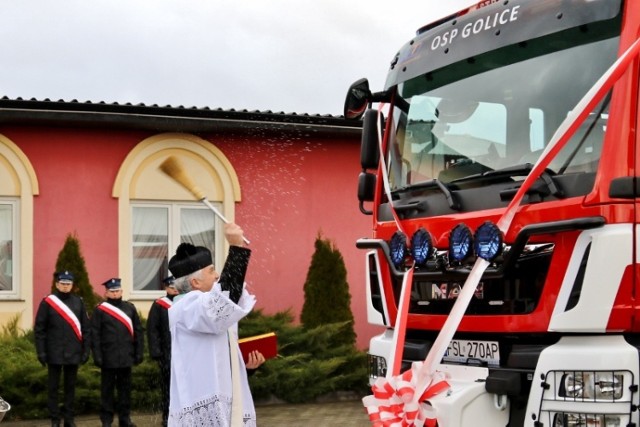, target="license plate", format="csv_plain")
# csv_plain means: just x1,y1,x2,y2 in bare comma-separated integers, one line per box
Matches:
443,339,500,366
